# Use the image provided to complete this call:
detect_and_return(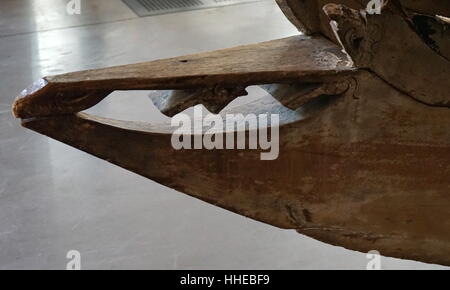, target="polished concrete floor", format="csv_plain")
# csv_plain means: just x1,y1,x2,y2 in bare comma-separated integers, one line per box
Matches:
0,0,447,270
